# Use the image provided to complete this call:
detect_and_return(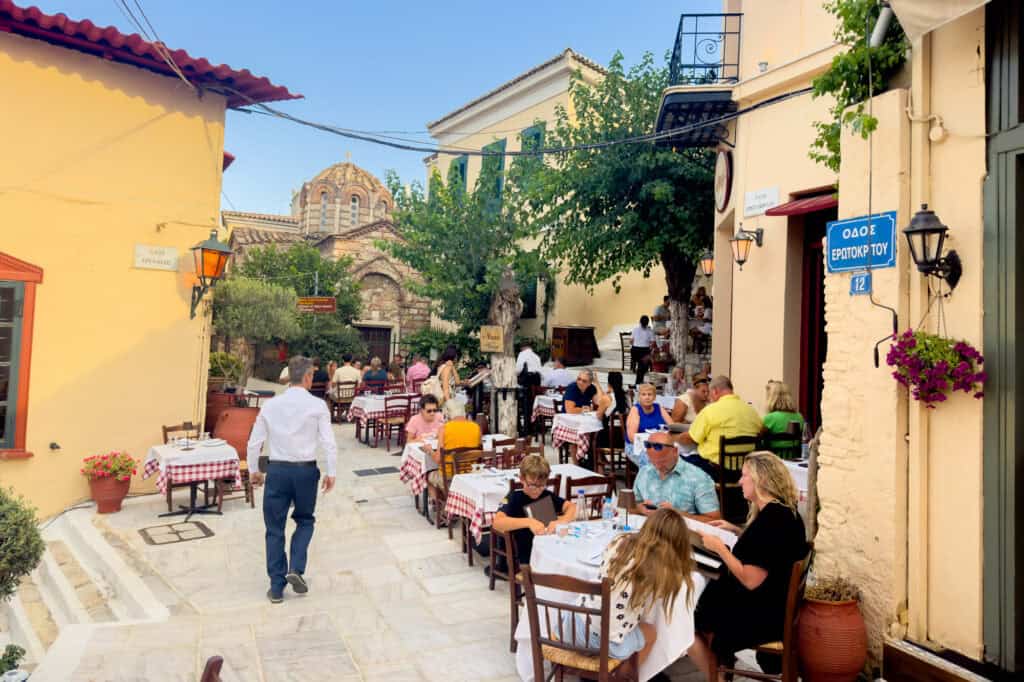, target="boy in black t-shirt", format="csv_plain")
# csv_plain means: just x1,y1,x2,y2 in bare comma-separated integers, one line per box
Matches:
492,455,577,568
